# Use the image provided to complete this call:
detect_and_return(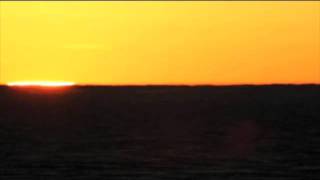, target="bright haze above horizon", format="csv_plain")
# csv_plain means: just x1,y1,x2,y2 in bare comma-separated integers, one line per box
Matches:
0,2,319,85
6,81,76,87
